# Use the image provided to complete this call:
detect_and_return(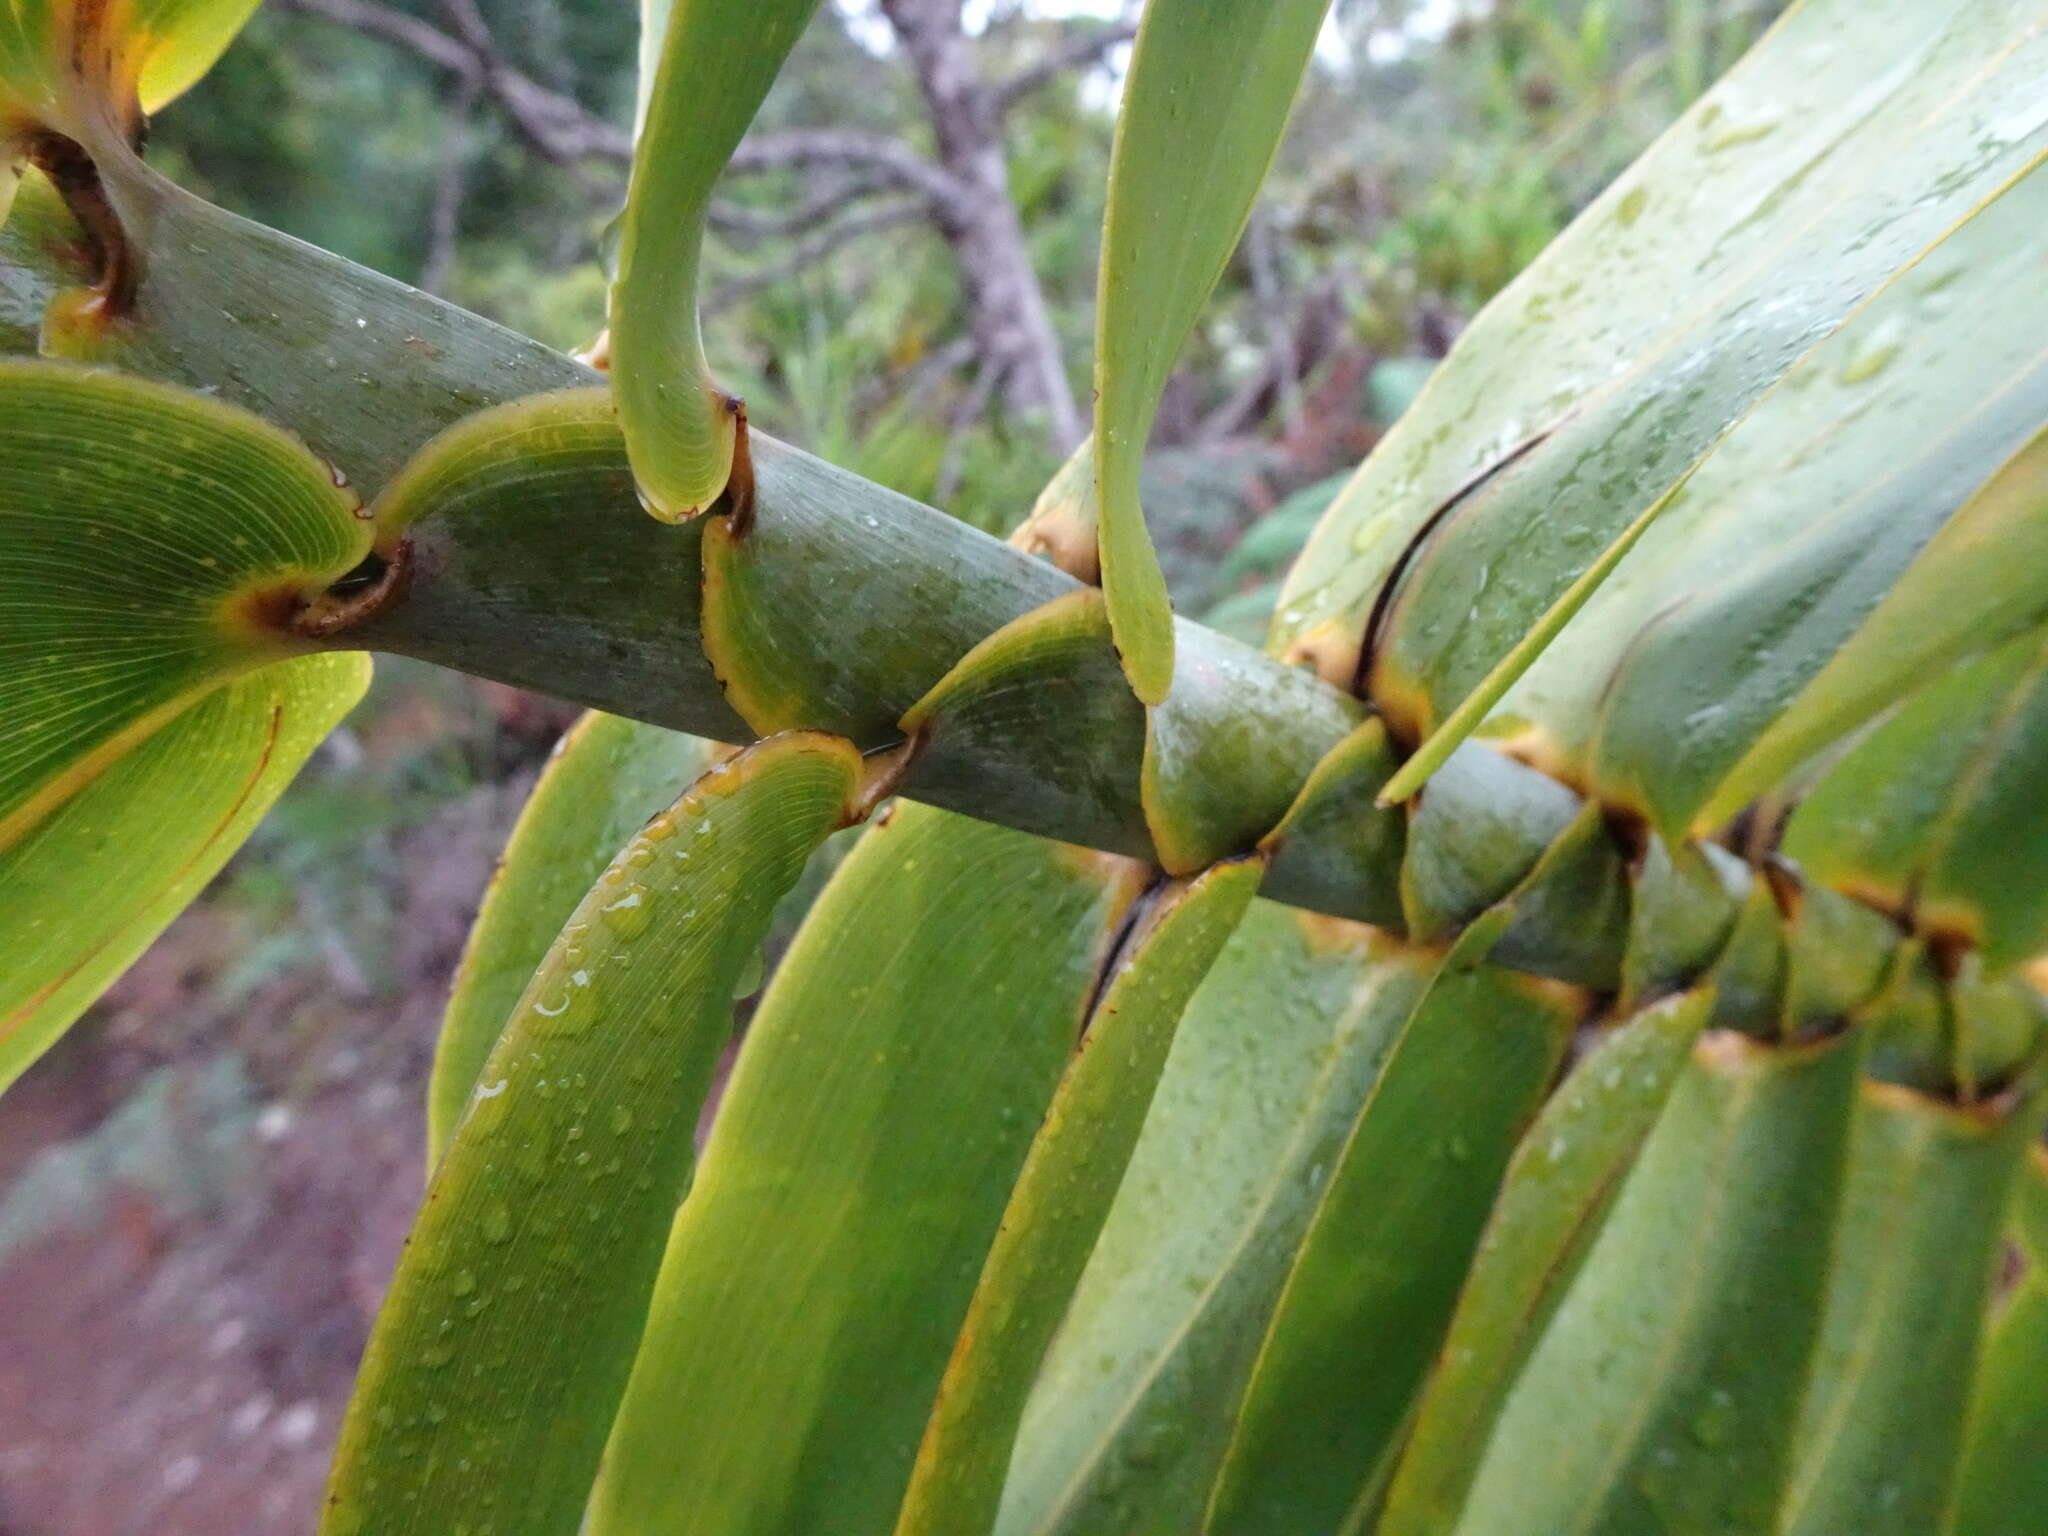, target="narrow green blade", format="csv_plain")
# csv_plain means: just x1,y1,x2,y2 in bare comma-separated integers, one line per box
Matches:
1095,0,1331,703
322,731,861,1536
634,0,673,136
590,806,1145,1535
1205,930,1582,1535
1952,1150,2048,1535
1583,158,2048,837
130,0,266,108
2019,1145,2048,1267
1379,988,1715,1536
2,653,366,1092
1,0,259,167
1721,423,2048,823
0,360,369,848
1381,146,2048,813
610,0,822,519
996,906,1436,1536
1452,1027,1865,1534
1954,1277,2048,1536
897,856,1262,1536
1783,630,2048,973
1782,1078,2046,1535
429,711,717,1160
1270,0,2047,732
